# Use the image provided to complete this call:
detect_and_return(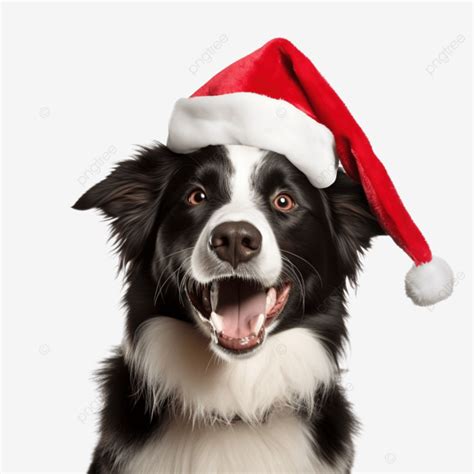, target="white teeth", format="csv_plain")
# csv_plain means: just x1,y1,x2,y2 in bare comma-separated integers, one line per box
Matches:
210,329,218,344
210,311,223,334
266,288,277,314
197,311,209,324
239,337,249,346
251,313,265,336
202,316,218,343
210,282,218,311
